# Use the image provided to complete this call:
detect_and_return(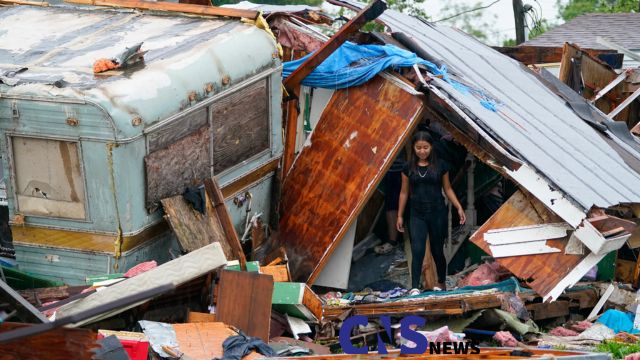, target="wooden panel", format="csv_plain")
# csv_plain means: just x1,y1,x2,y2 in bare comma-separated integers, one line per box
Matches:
161,189,231,257
470,190,586,298
303,284,323,322
204,178,246,267
260,264,290,282
493,45,618,65
322,292,507,319
215,270,273,342
145,126,210,208
0,323,97,360
211,80,269,174
173,322,262,360
187,311,217,323
148,107,208,152
278,75,424,283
